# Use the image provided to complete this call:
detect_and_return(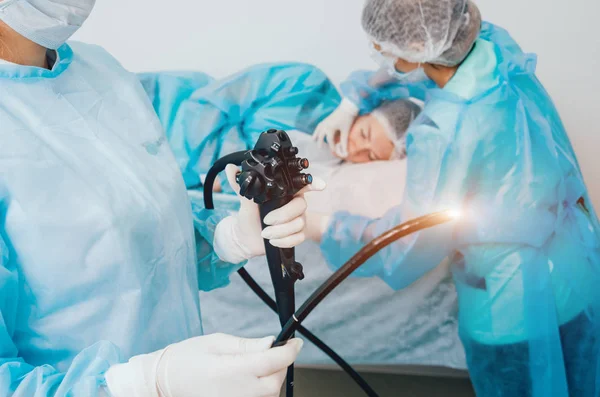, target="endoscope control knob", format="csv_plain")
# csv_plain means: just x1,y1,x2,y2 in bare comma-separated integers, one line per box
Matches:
292,174,312,189
290,262,305,281
237,170,263,200
287,158,309,171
